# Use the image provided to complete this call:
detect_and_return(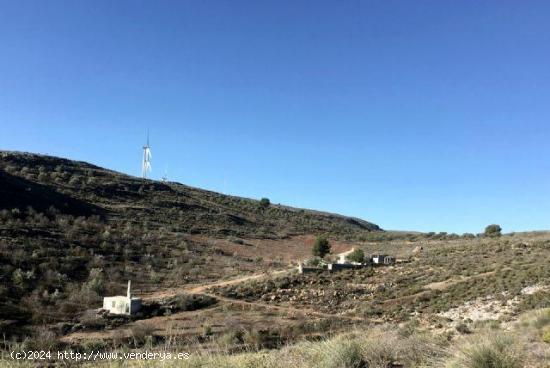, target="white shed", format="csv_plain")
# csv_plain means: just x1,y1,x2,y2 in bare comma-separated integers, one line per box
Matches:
372,254,395,265
103,280,142,315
